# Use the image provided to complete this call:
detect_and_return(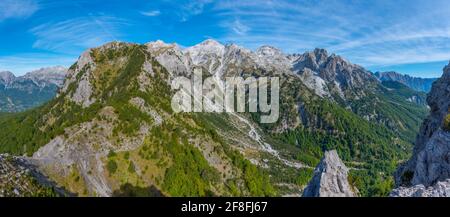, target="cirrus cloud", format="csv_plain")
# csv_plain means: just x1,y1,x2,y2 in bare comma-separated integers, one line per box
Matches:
30,15,129,54
0,0,39,21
